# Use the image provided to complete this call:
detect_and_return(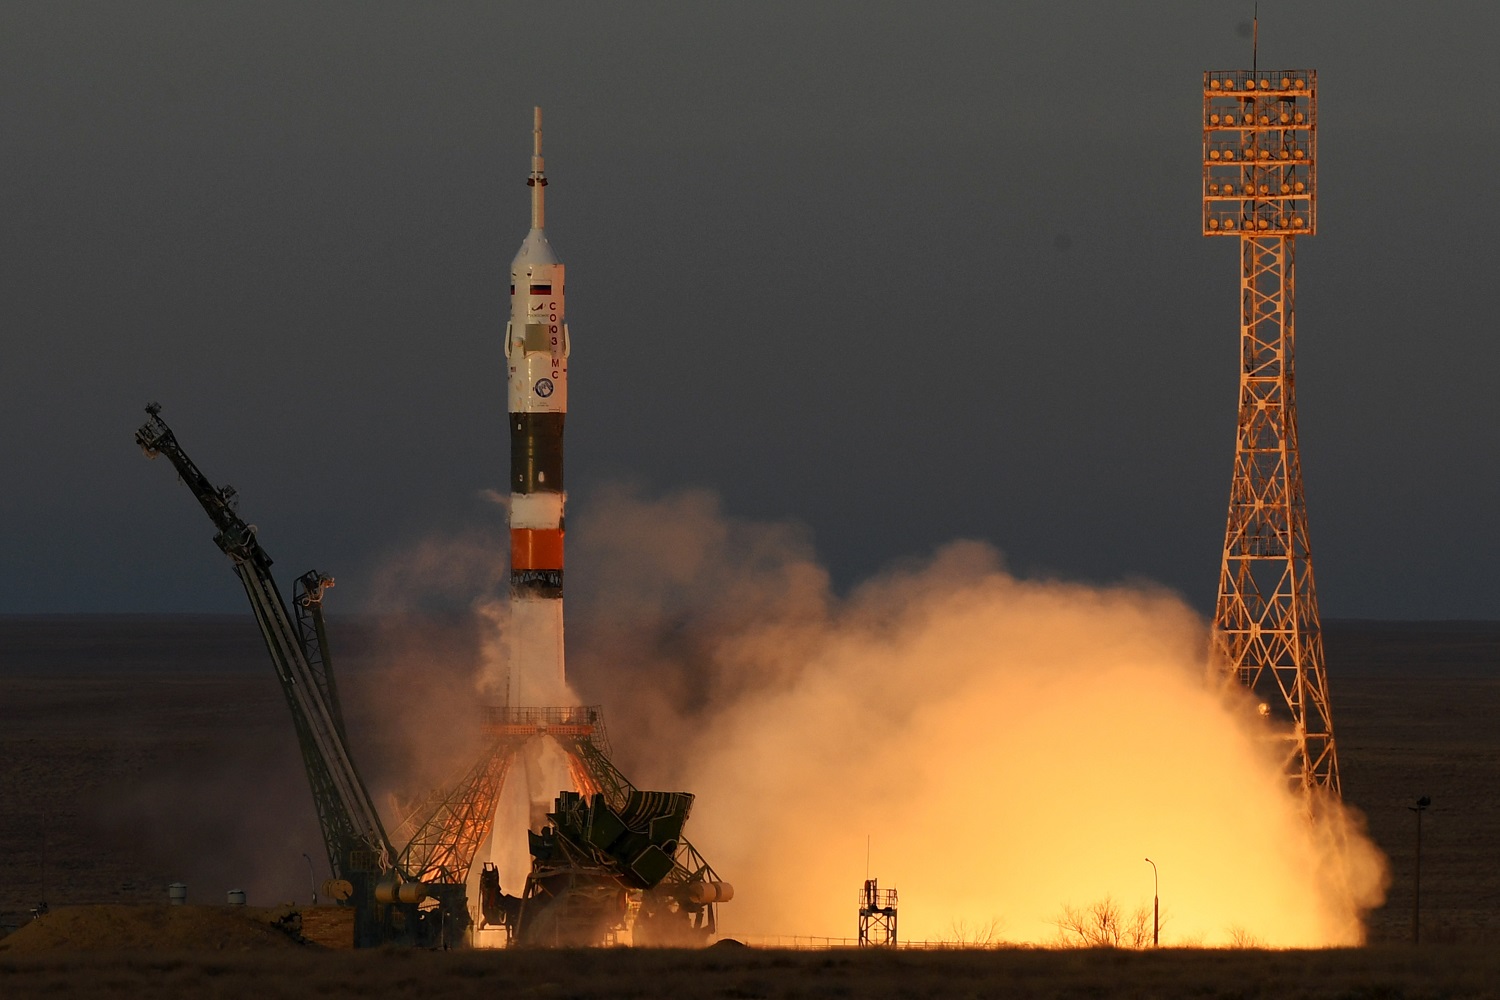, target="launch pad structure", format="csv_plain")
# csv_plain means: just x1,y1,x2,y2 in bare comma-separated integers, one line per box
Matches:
393,704,729,946
1202,68,1340,796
